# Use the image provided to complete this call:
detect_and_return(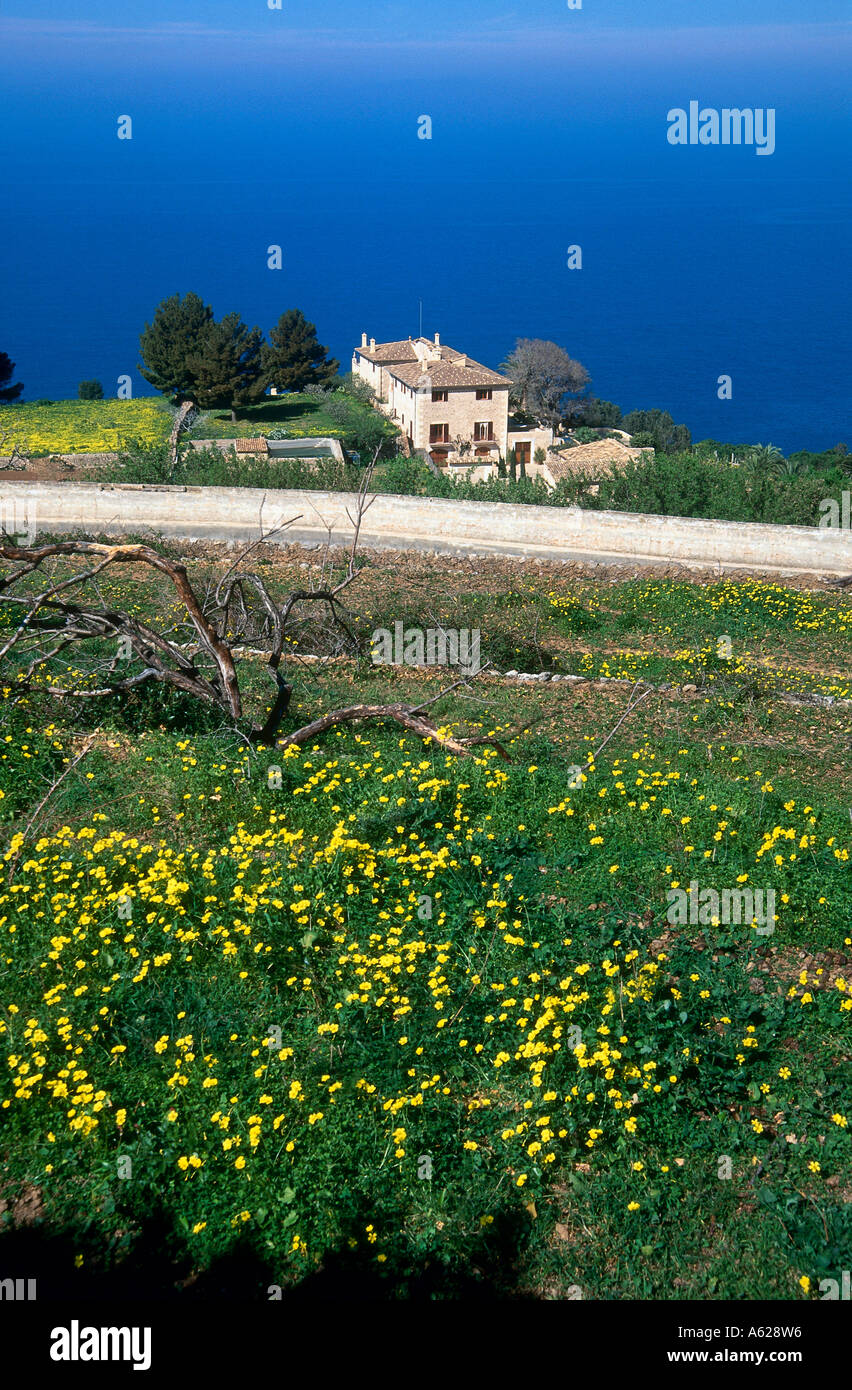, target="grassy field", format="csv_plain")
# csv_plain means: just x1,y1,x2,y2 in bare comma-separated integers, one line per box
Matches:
0,394,349,457
0,546,849,1300
0,399,171,455
183,396,346,442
